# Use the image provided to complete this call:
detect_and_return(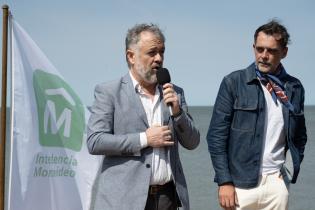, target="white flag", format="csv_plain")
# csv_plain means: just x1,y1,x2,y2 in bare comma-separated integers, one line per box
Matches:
8,15,102,210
